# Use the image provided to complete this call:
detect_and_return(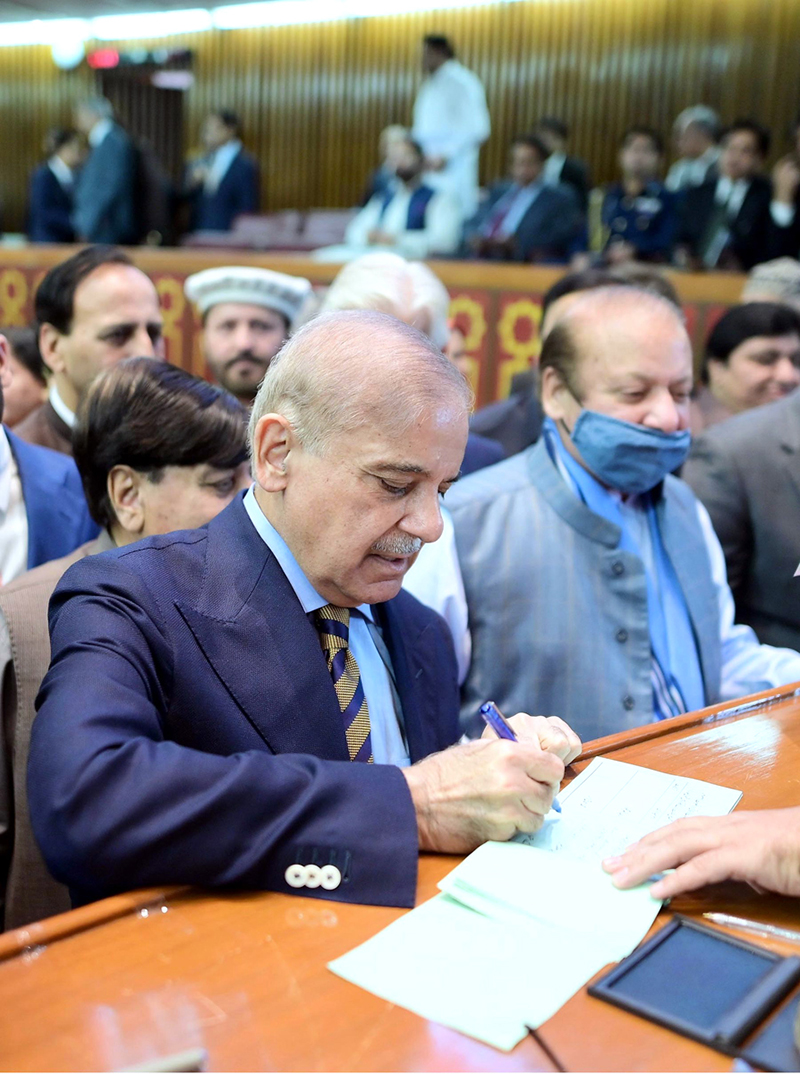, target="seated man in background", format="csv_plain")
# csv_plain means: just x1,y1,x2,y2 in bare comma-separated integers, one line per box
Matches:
0,333,96,586
319,136,462,261
360,125,409,206
184,266,312,409
0,328,47,430
421,288,800,742
16,246,164,455
26,128,83,245
0,357,249,931
690,302,800,433
675,119,774,271
28,311,579,912
600,127,677,264
665,106,720,192
764,111,800,261
464,134,582,263
185,110,259,233
533,117,590,211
